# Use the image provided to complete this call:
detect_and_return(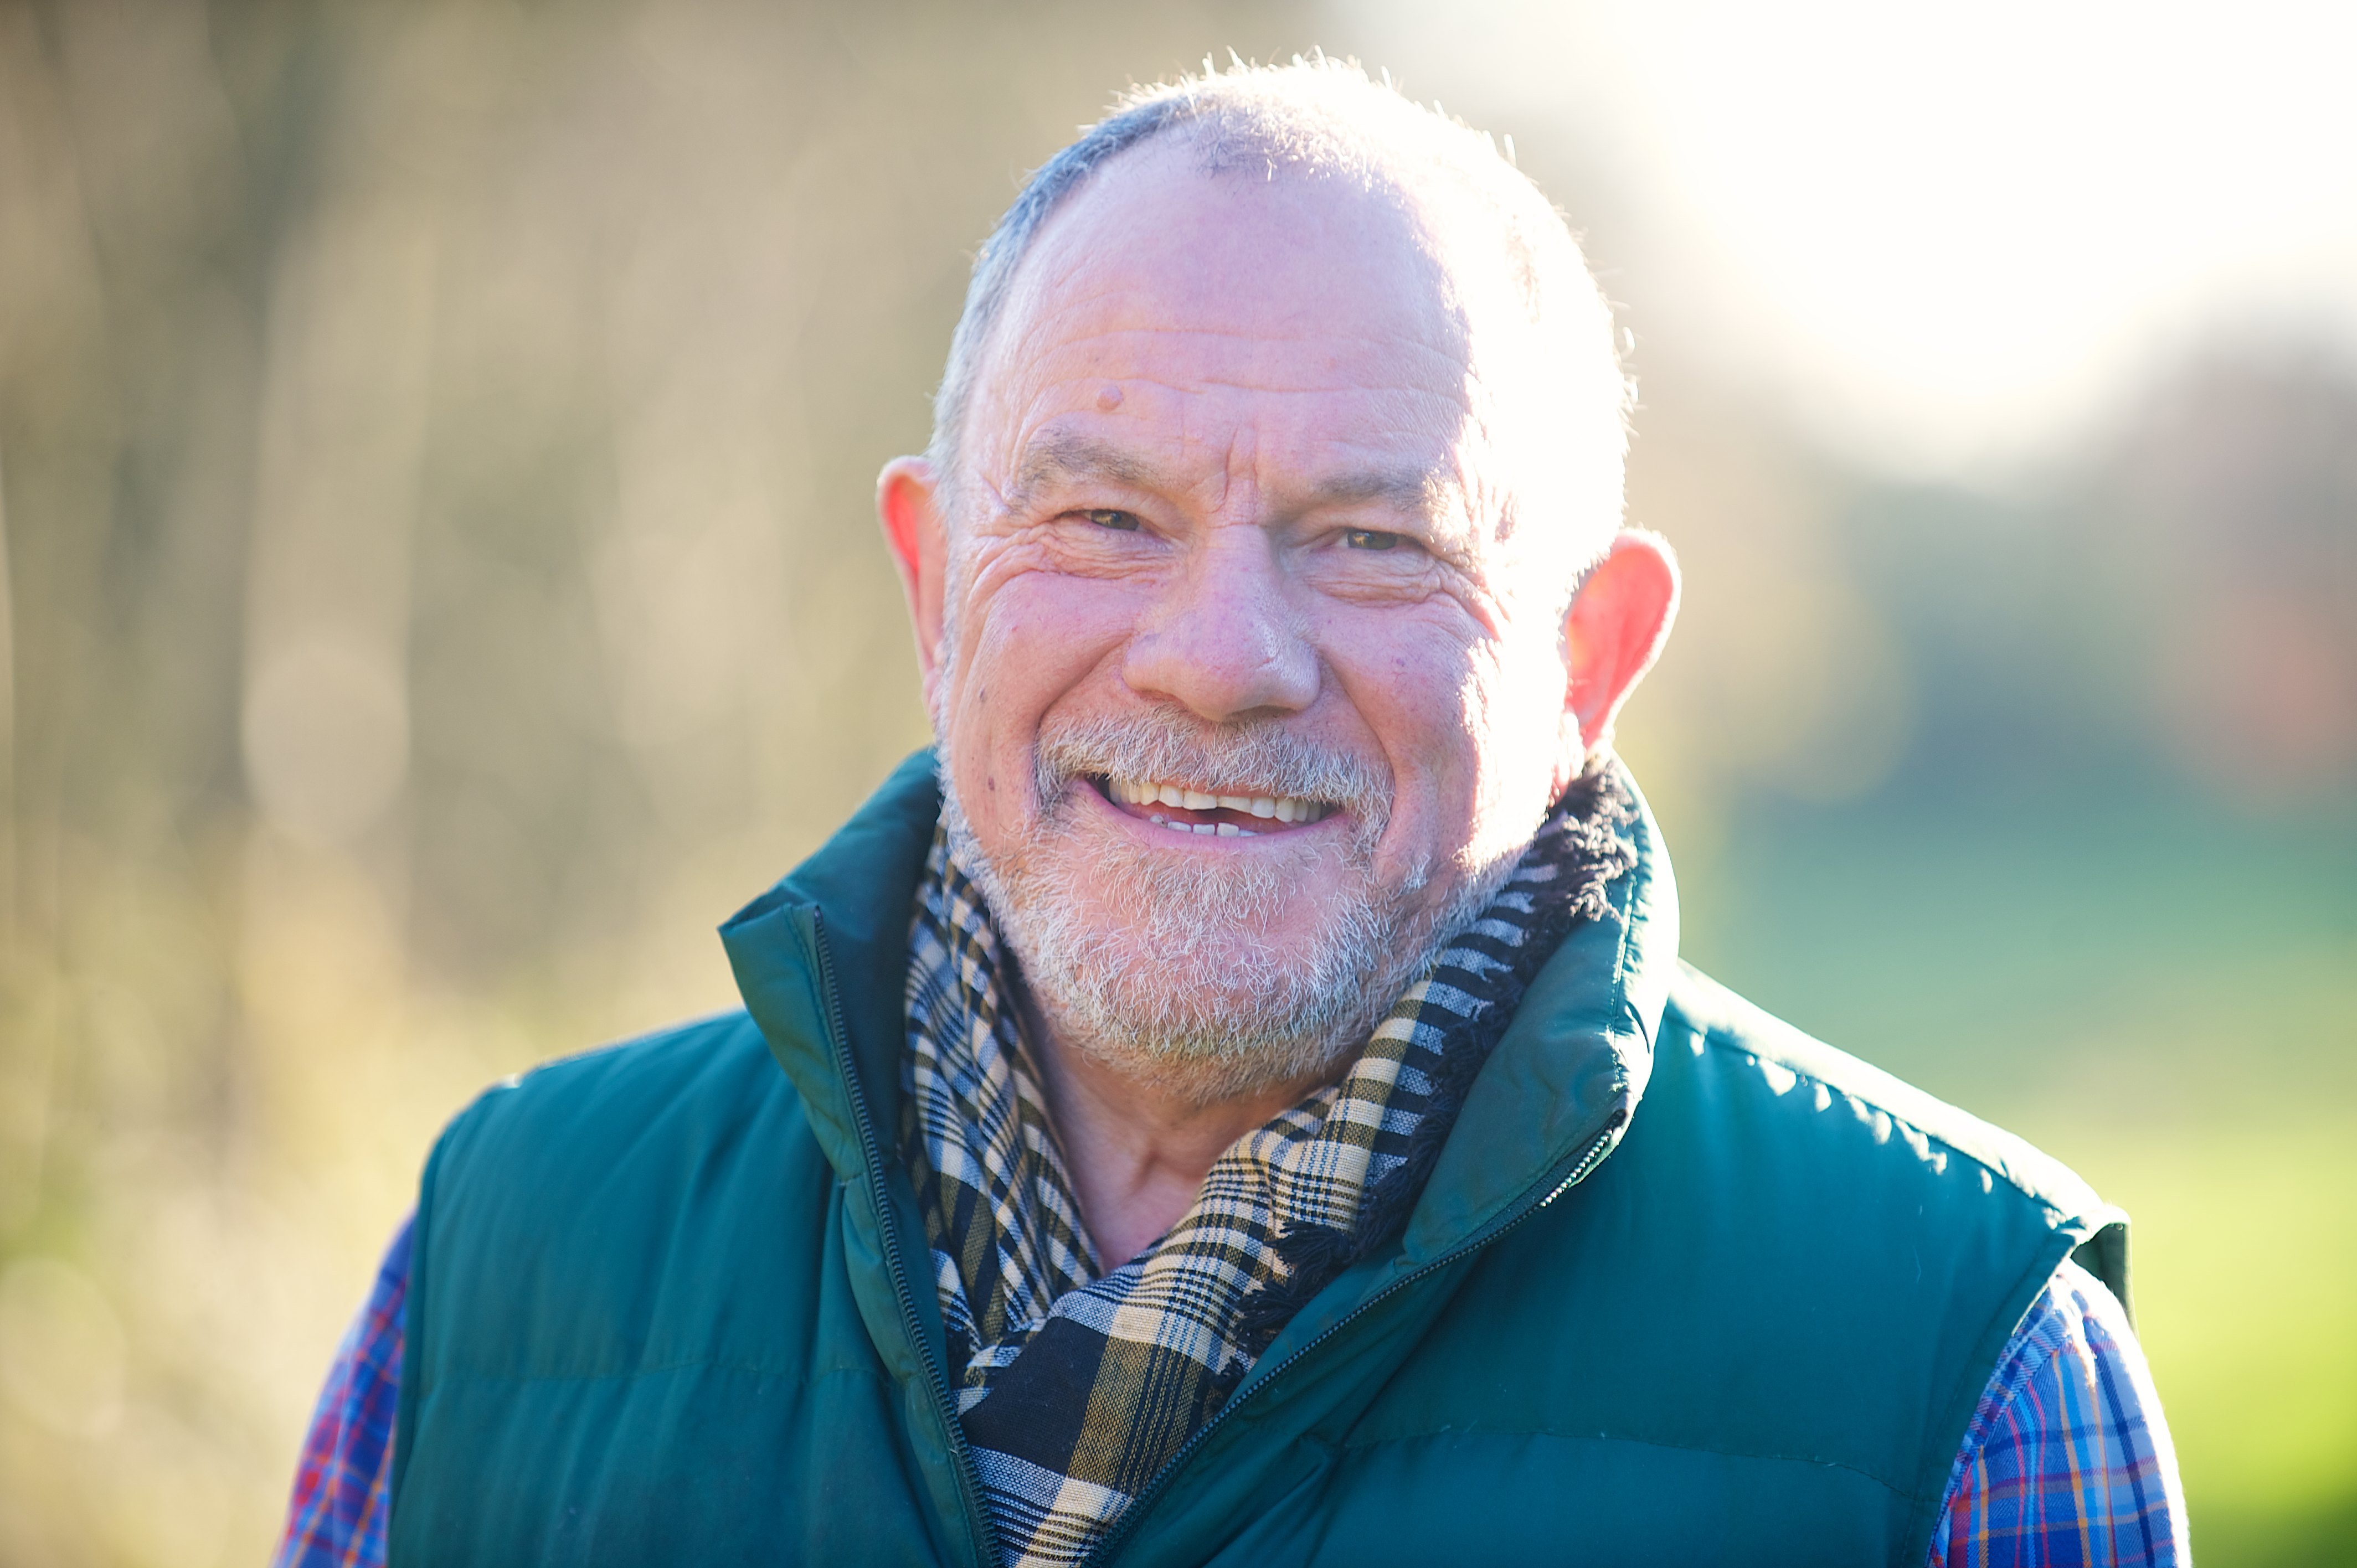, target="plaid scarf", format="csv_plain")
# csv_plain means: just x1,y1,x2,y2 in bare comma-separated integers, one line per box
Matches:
901,775,1632,1567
